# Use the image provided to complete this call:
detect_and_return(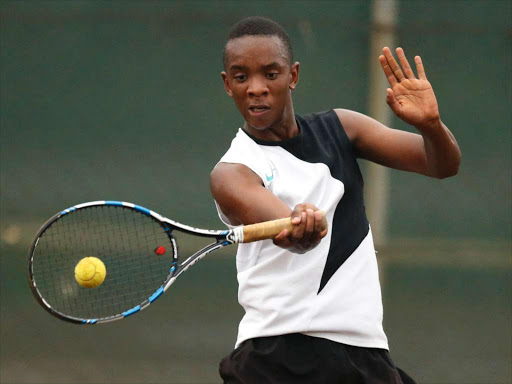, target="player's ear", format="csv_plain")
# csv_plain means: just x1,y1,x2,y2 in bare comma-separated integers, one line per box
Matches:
289,62,300,91
221,72,233,97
